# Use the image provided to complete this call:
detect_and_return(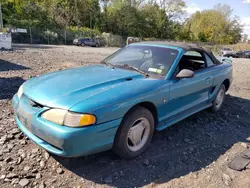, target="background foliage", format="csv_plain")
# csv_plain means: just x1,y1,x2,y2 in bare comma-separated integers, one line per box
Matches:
0,0,244,44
